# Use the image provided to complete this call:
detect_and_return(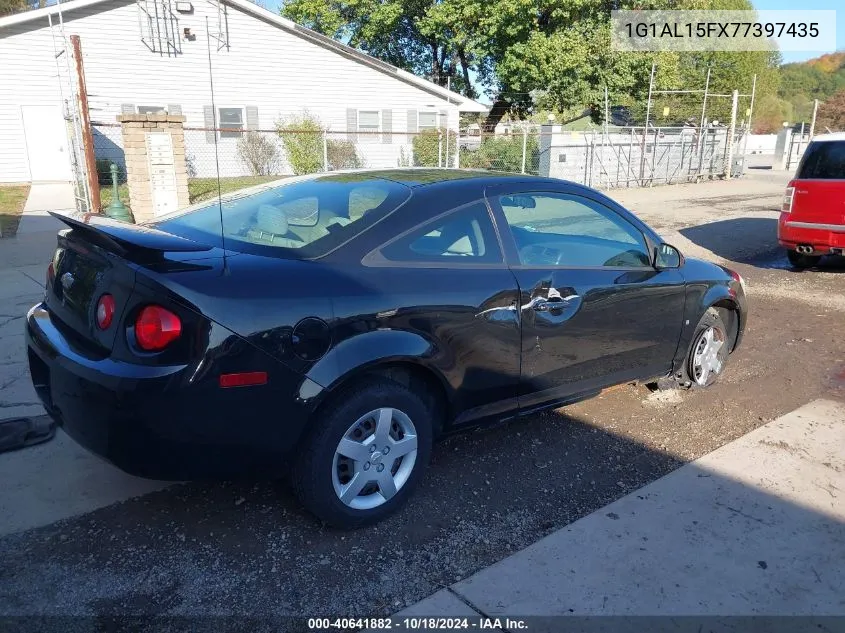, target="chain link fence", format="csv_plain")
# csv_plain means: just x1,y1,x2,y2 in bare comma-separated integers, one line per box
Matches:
90,120,748,211
534,125,747,188
785,131,812,171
